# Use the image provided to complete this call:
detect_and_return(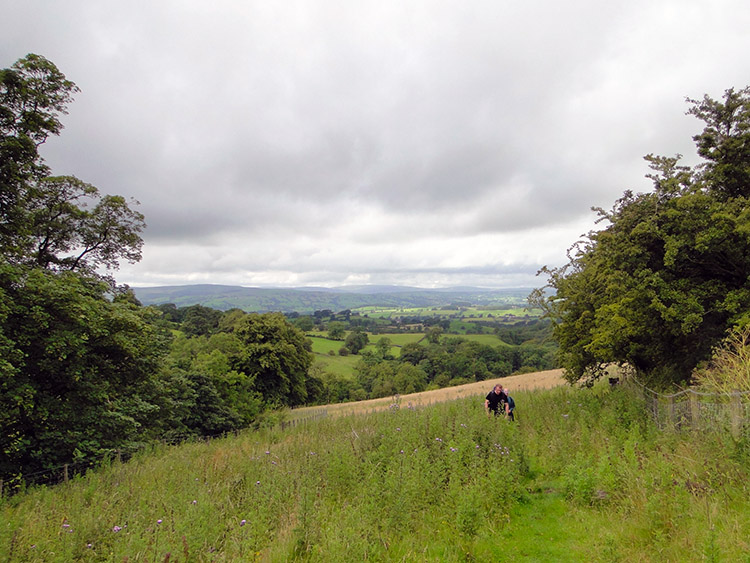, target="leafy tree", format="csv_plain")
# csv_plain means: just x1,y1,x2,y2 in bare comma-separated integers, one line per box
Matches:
232,312,314,407
1,54,78,249
181,304,222,337
0,264,169,478
533,87,750,387
327,321,346,340
0,54,157,480
344,329,369,354
375,336,393,359
1,55,144,275
293,315,315,332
